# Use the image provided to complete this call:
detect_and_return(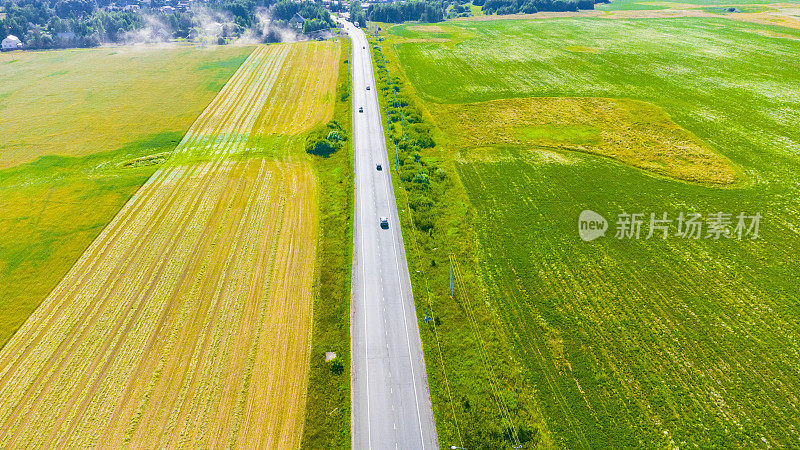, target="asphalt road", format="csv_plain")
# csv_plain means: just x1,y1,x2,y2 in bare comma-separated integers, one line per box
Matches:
342,21,439,450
